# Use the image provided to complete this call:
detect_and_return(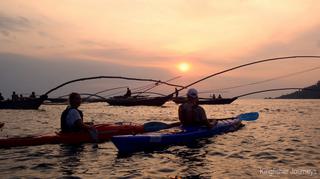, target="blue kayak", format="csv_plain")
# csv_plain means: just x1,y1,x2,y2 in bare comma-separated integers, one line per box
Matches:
112,118,243,154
